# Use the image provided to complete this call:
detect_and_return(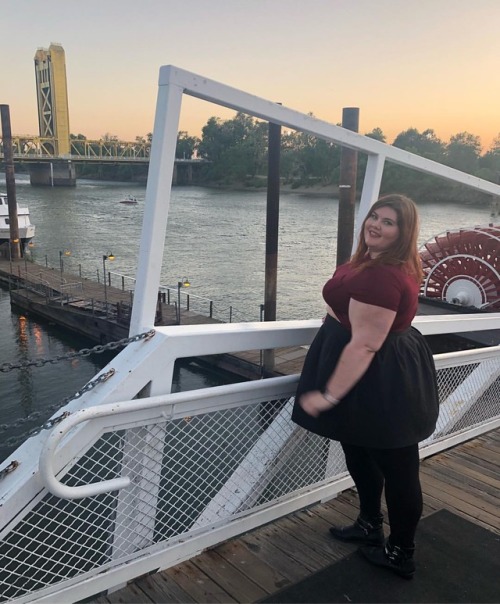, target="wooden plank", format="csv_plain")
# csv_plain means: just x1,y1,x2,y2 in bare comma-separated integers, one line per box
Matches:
421,491,498,535
421,464,499,513
445,448,500,480
251,519,332,570
135,571,196,603
282,511,354,562
106,582,153,603
310,498,359,529
436,450,500,485
420,472,499,528
163,561,237,603
323,492,360,522
214,539,293,595
426,457,500,498
458,444,500,467
240,531,311,583
191,550,266,602
482,430,500,444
